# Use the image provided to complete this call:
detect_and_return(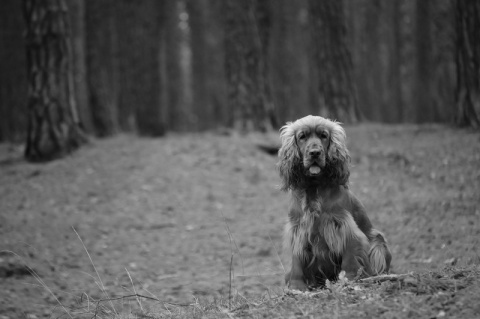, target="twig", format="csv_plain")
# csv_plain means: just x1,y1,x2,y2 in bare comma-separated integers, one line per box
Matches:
72,227,117,316
125,267,144,312
220,212,245,274
358,273,413,283
81,292,92,312
141,285,161,301
92,293,192,307
229,252,234,310
220,211,241,310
